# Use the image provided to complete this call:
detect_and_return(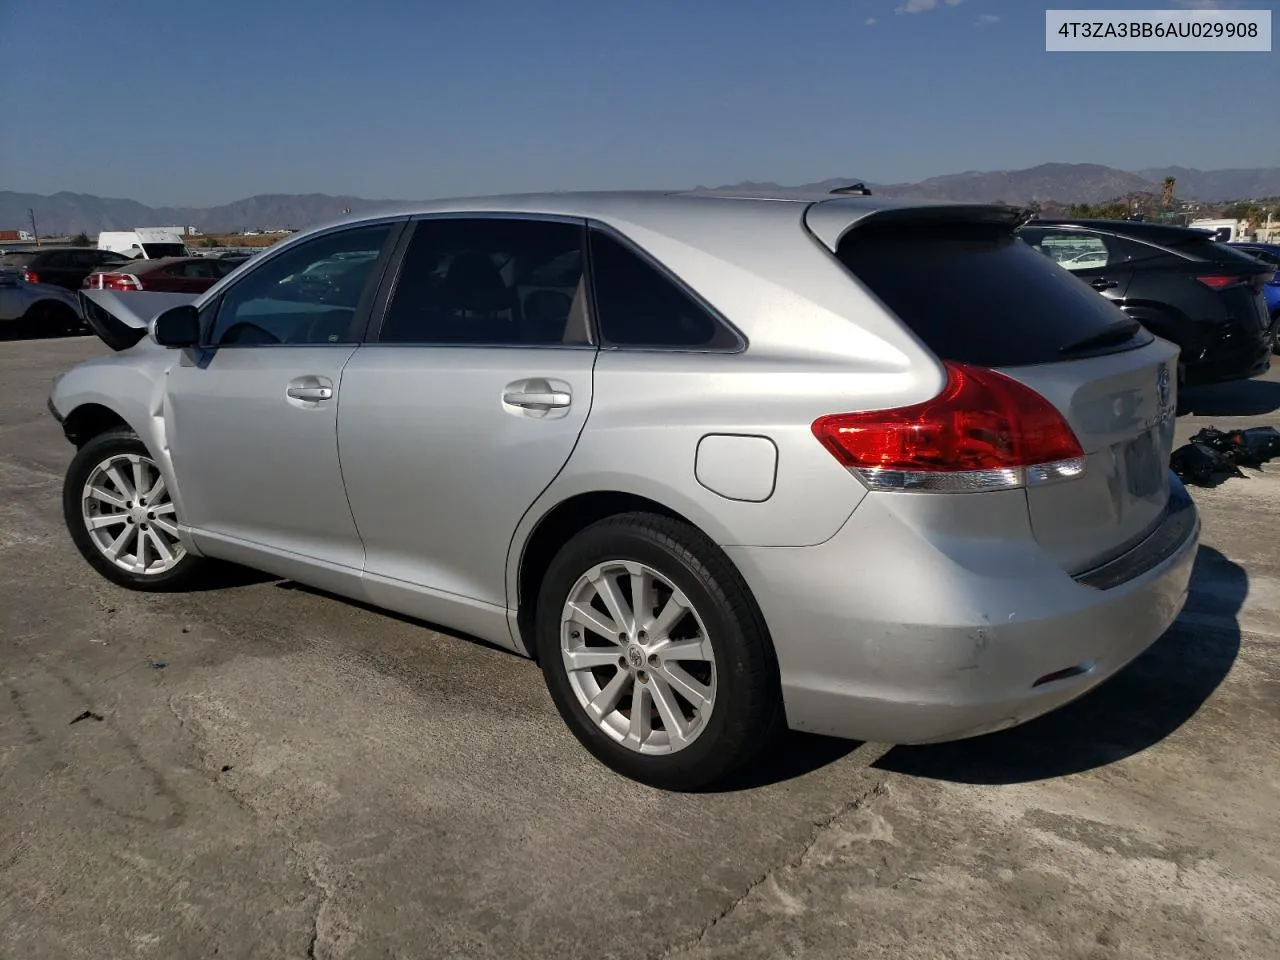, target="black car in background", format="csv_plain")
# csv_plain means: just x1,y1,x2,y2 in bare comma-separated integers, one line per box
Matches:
1018,219,1275,387
0,247,134,292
